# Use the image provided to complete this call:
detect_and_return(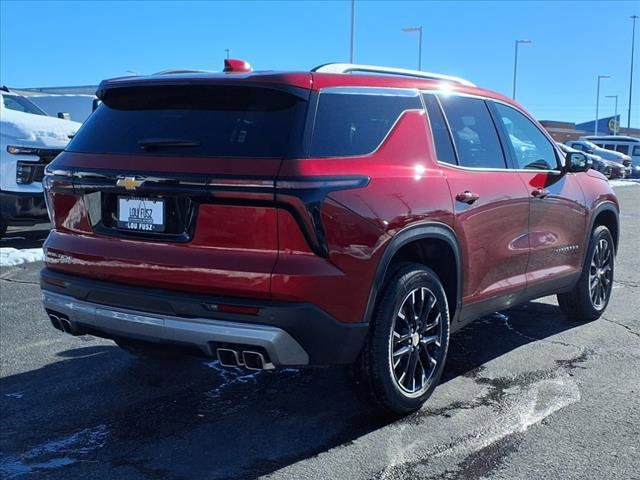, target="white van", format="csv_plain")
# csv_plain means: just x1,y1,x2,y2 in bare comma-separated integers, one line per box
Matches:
582,135,640,177
0,88,81,236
